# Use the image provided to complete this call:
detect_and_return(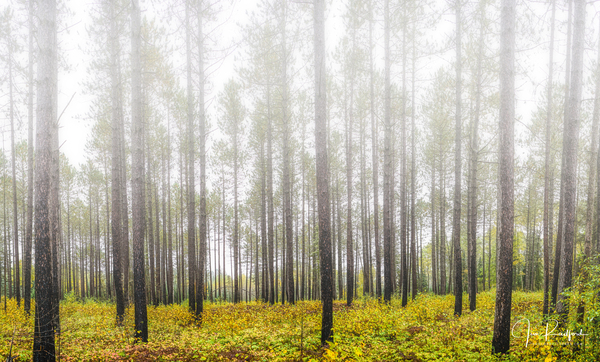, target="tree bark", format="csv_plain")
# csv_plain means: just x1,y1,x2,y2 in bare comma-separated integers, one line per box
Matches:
491,0,515,354
33,0,57,358
314,0,333,345
383,0,393,304
131,0,148,342
452,0,463,317
542,0,556,317
185,0,197,315
556,0,585,317
198,0,207,318
24,0,35,314
281,0,294,305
